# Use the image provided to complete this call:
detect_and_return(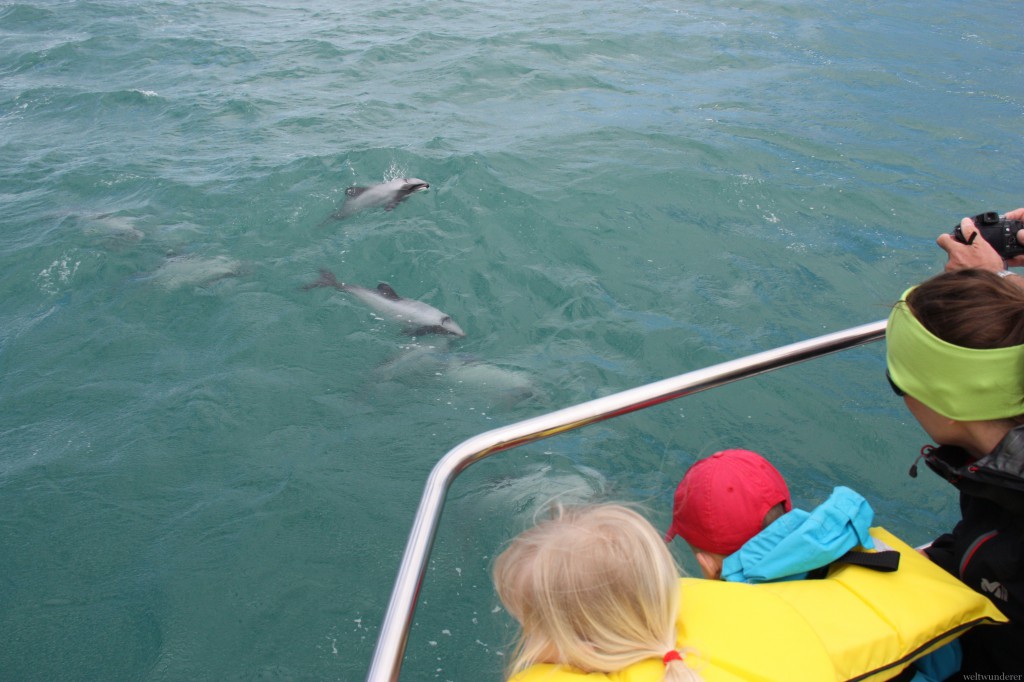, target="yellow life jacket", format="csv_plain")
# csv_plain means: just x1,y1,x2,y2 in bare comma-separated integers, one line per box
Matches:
508,528,1006,682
